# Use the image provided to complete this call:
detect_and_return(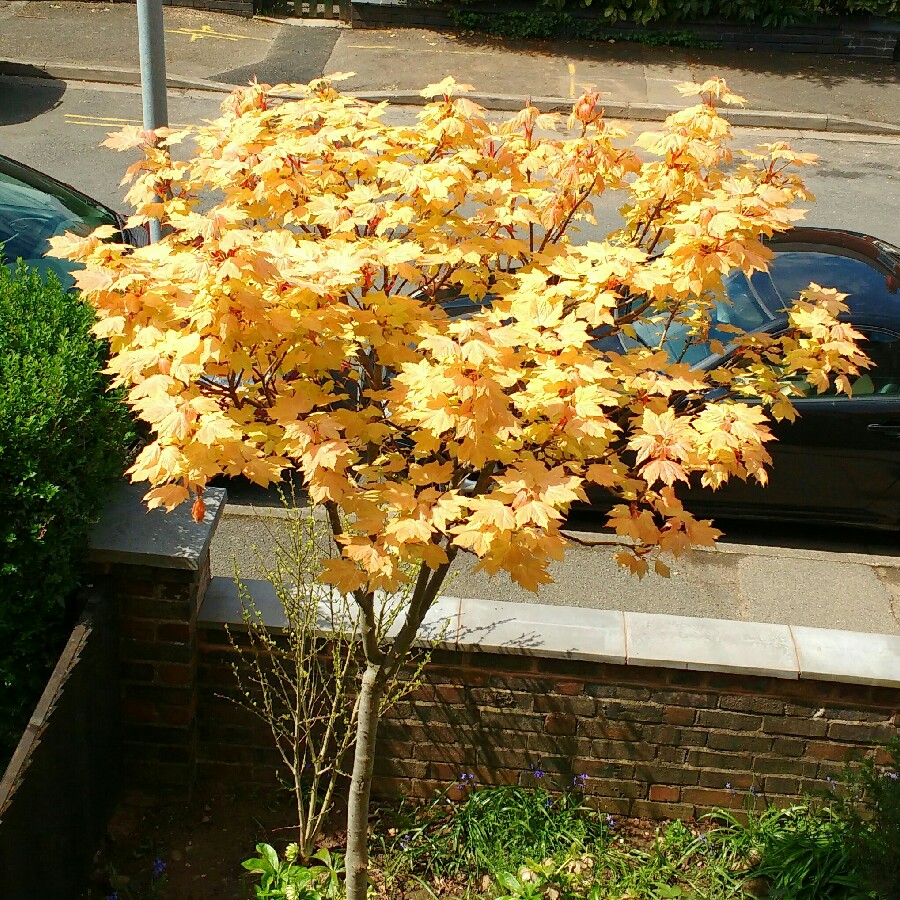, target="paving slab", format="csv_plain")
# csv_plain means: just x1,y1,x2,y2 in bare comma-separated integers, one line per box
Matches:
0,1,278,81
738,555,897,635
